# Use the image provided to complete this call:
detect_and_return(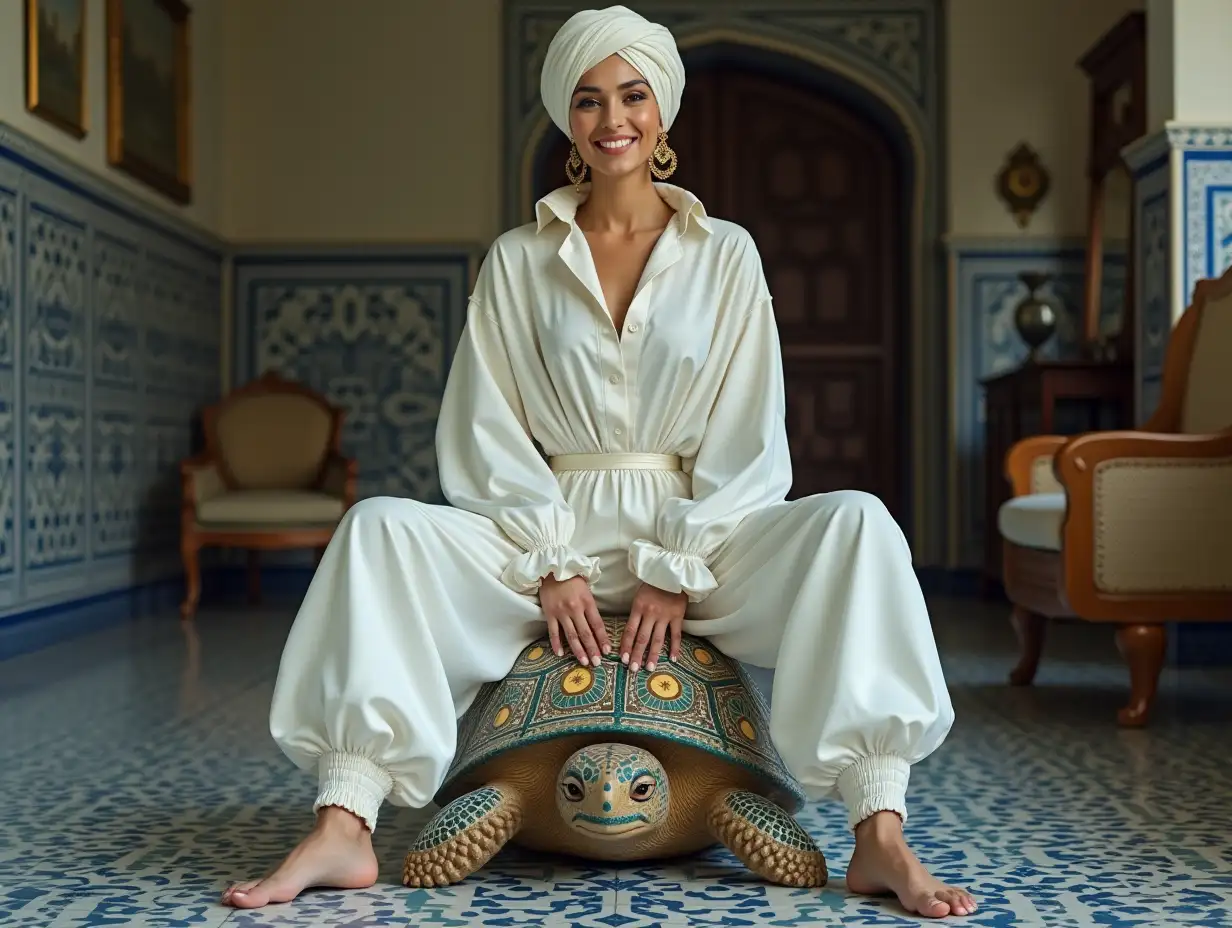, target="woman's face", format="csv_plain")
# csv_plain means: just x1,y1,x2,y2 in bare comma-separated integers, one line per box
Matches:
569,55,662,182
